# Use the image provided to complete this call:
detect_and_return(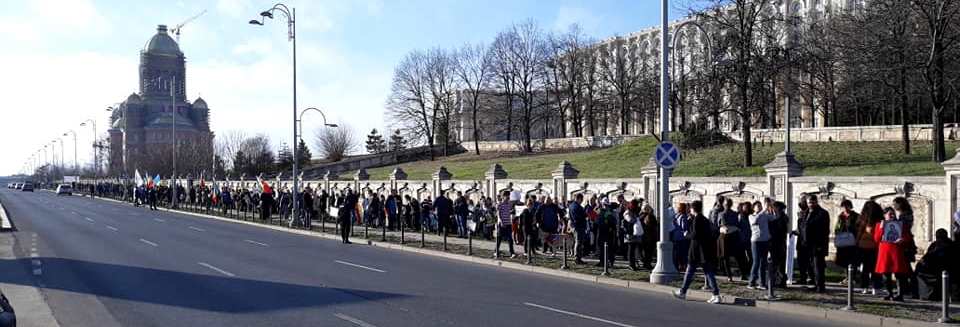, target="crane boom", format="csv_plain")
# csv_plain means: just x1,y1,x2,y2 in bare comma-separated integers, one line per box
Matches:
172,9,207,43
